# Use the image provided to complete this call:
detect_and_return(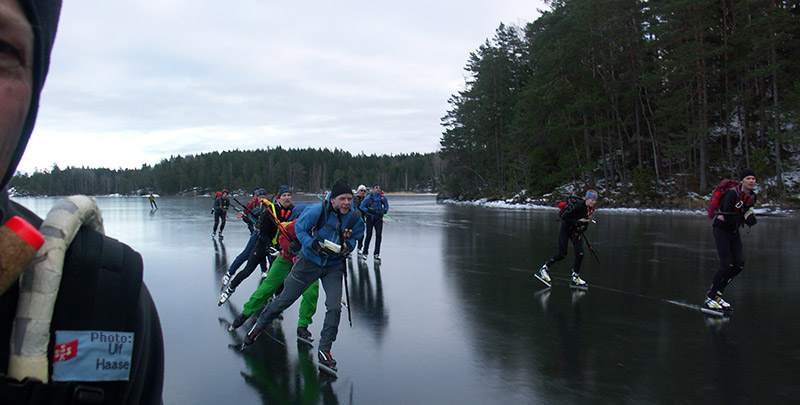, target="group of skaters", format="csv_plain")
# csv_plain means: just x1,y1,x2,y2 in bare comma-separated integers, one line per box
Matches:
534,168,758,315
212,181,390,375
